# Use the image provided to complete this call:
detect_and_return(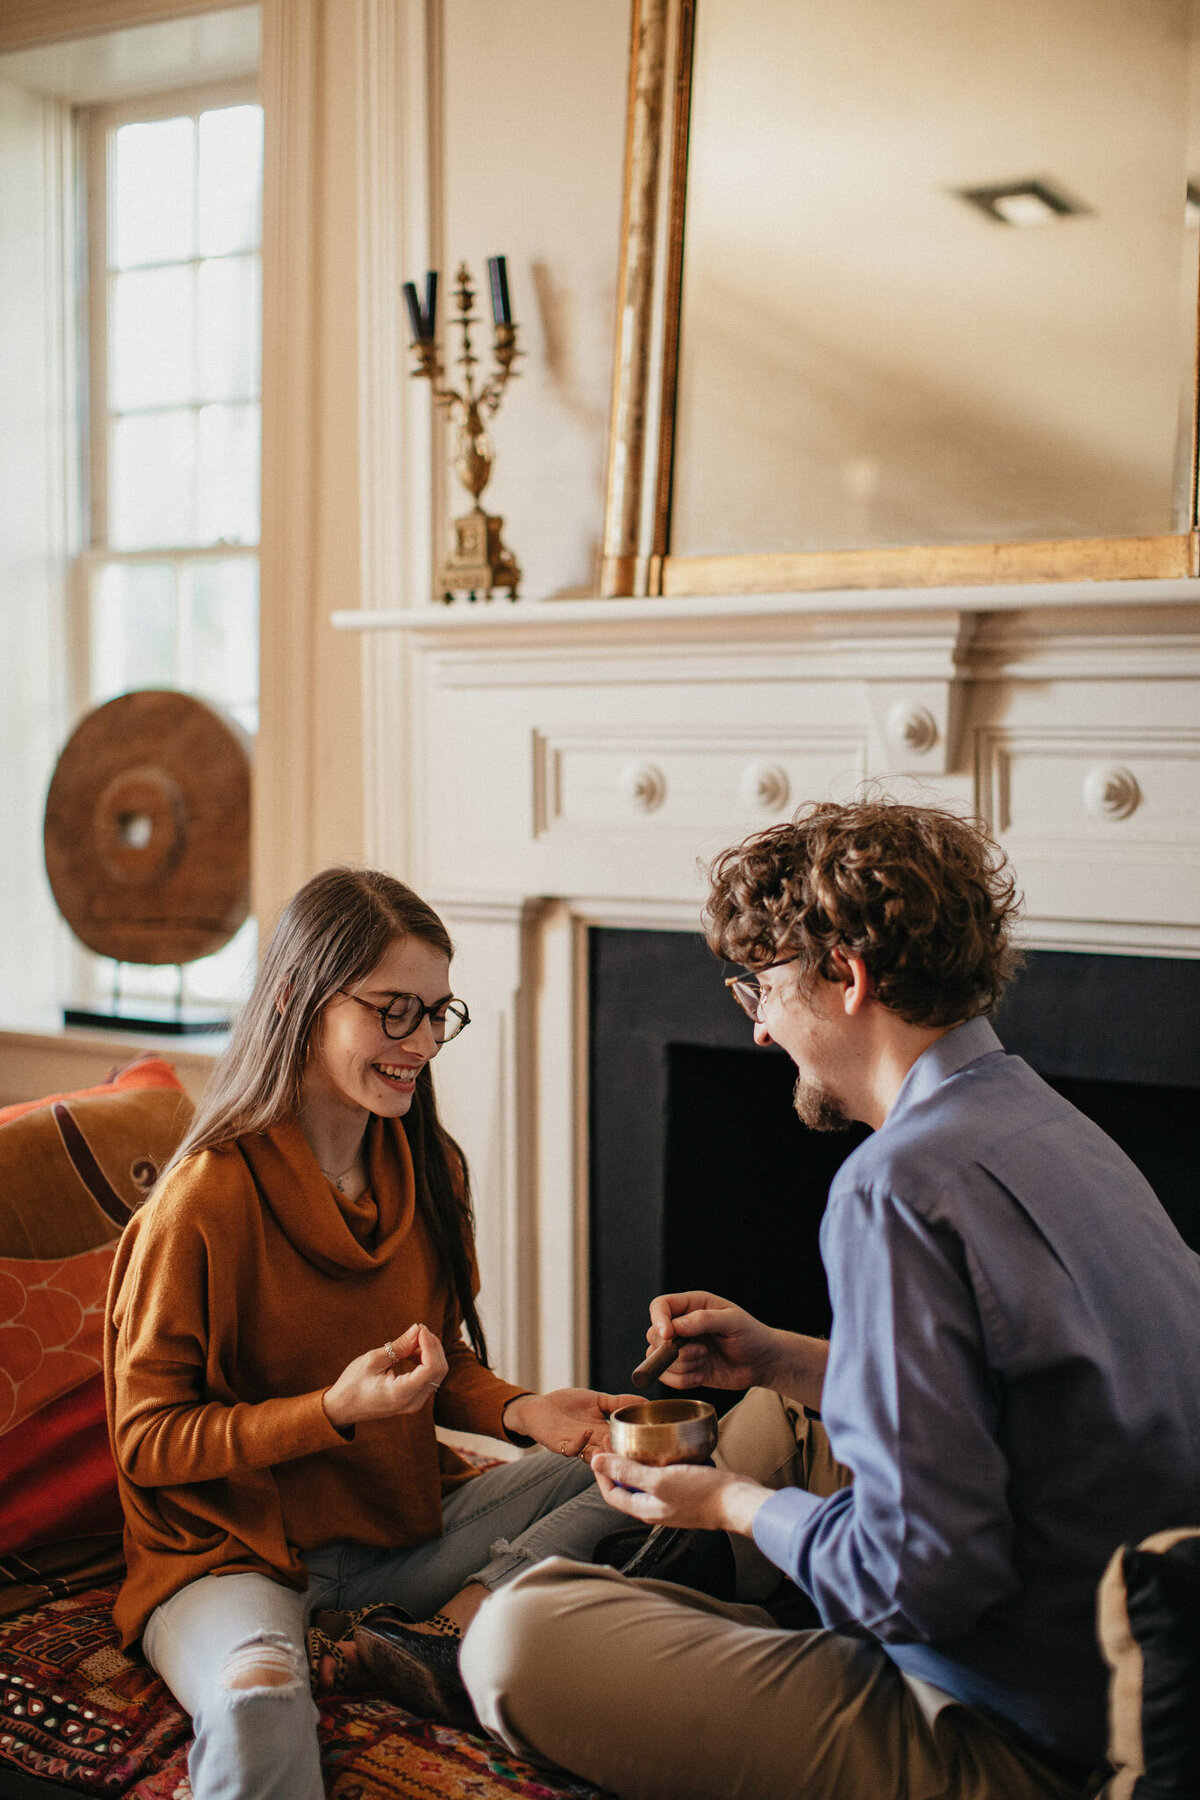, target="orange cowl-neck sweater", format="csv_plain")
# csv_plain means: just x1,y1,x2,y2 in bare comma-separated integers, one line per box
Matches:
104,1114,527,1647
